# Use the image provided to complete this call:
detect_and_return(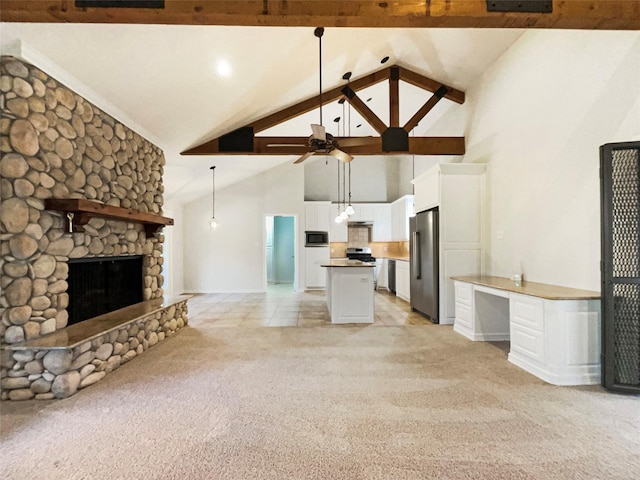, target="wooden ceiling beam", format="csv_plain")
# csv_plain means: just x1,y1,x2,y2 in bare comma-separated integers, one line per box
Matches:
184,136,465,156
250,67,389,133
341,85,388,135
1,1,638,30
389,67,400,128
398,67,465,104
403,86,448,133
